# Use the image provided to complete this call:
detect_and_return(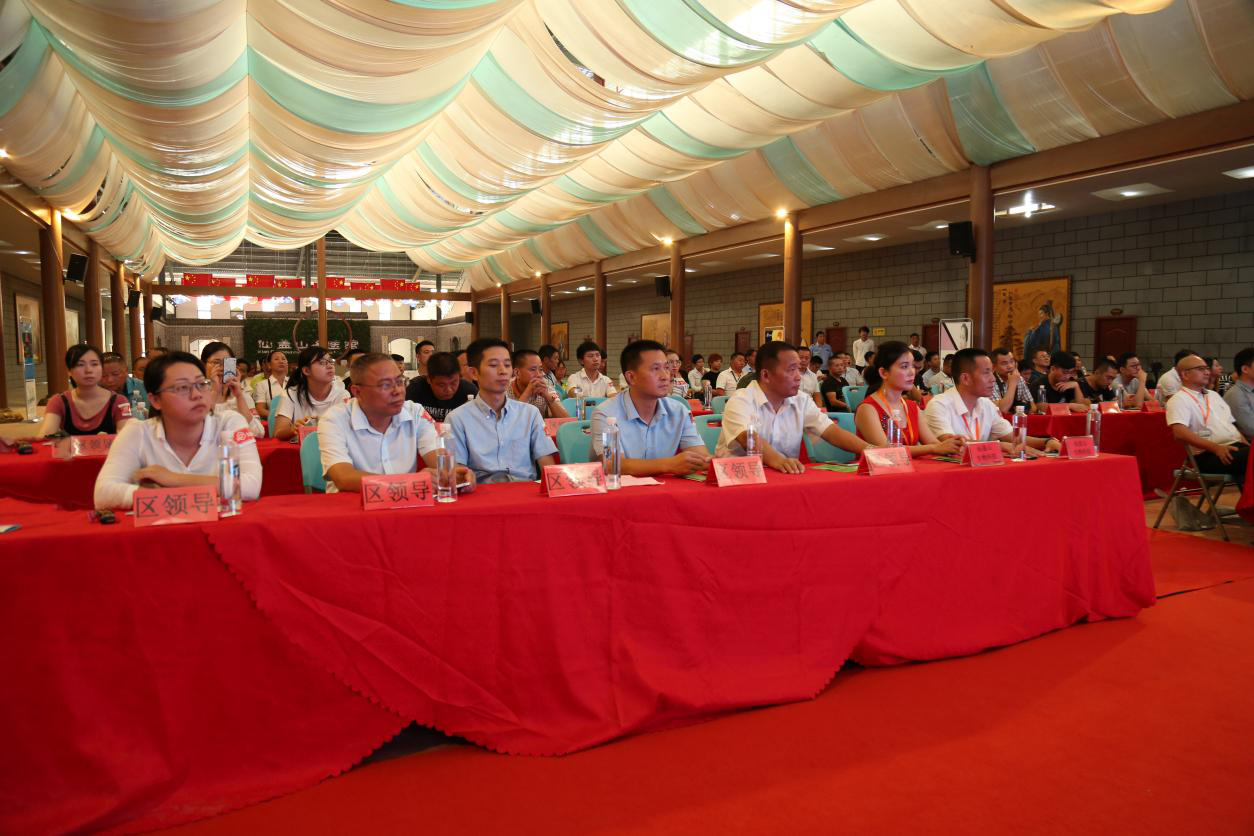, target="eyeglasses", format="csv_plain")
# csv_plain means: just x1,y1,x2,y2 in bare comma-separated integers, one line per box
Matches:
356,376,407,394
312,359,336,369
158,379,213,397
